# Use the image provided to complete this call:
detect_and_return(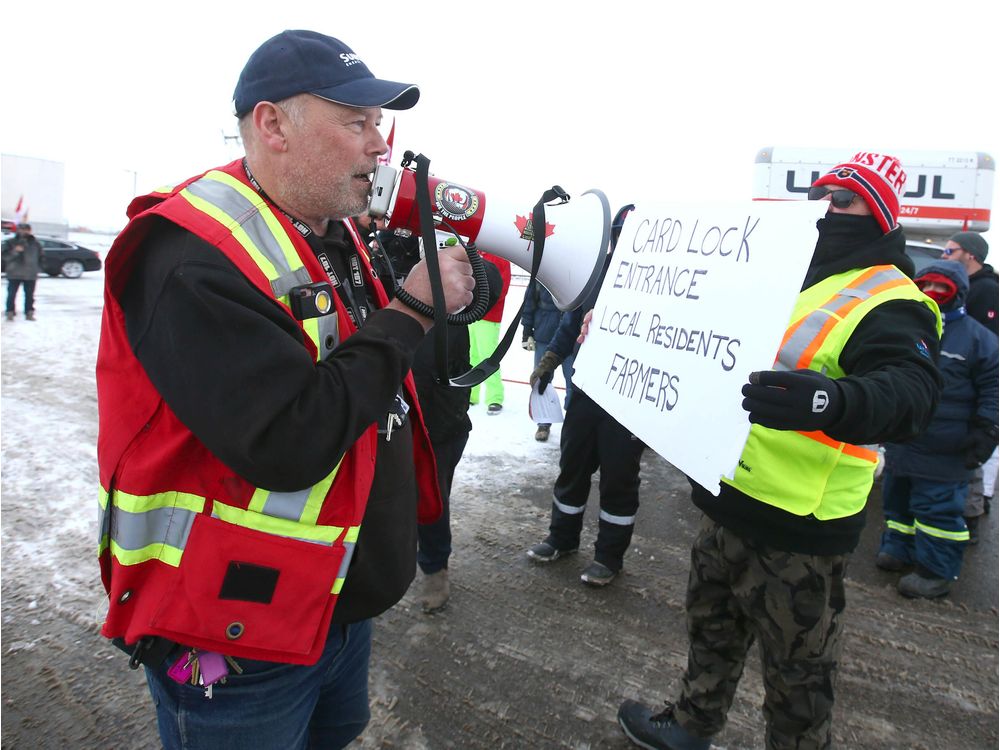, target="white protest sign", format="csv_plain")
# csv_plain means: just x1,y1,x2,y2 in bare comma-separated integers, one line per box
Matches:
572,199,827,495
